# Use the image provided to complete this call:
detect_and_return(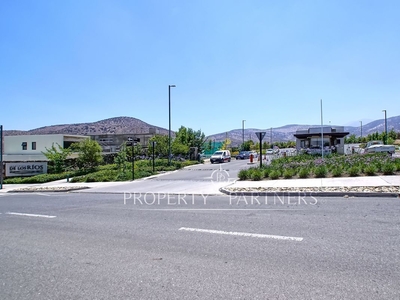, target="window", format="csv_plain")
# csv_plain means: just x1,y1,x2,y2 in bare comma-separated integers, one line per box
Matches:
32,142,36,150
22,142,27,150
